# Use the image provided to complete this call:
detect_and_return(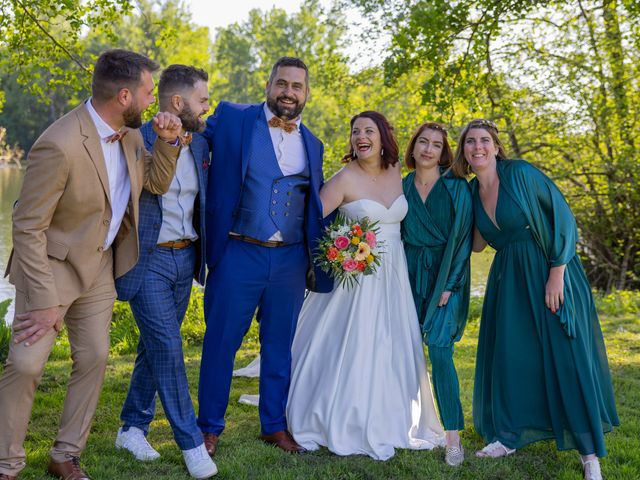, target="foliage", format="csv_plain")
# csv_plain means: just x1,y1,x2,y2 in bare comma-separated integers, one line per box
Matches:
594,289,640,317
180,286,206,347
110,300,139,355
348,0,640,291
210,0,354,170
0,0,213,150
0,0,132,100
0,298,11,365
